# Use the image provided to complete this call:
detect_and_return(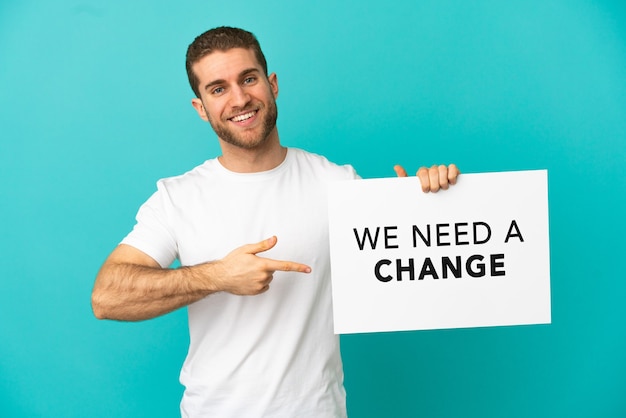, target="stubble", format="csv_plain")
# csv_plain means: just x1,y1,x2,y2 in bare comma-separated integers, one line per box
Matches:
206,98,278,150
